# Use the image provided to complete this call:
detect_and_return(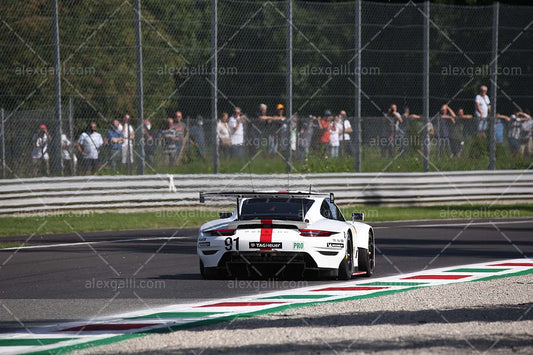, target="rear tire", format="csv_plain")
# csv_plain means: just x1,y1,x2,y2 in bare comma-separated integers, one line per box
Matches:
358,232,375,277
338,236,354,280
